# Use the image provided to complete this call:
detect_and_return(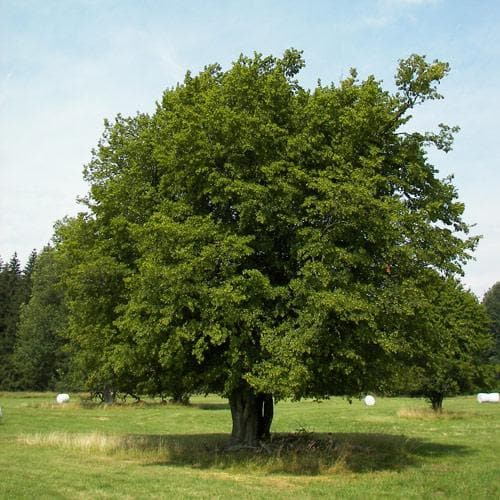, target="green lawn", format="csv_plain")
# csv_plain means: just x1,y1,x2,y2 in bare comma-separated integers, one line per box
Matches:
0,392,499,498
